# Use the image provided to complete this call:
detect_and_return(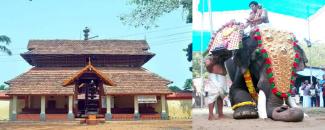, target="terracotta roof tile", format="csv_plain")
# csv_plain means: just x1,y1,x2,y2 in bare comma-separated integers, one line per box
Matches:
24,40,153,55
6,67,171,95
